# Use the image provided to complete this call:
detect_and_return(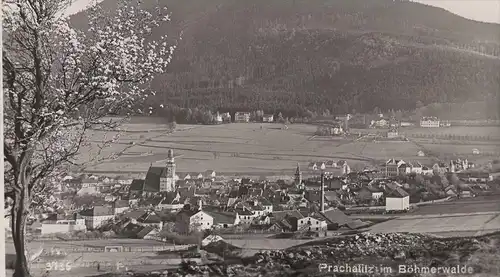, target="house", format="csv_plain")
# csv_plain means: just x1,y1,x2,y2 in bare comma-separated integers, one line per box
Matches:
136,211,163,230
371,118,389,128
156,192,184,211
387,129,399,139
81,179,100,188
459,187,475,198
325,161,337,168
385,159,410,177
221,112,231,122
204,170,216,179
205,211,239,229
116,176,133,185
79,206,115,230
432,163,449,174
420,117,440,128
237,209,258,225
408,162,423,174
296,215,328,232
40,213,87,235
263,114,274,123
308,162,326,171
235,112,250,123
400,121,413,127
385,187,410,211
315,209,365,230
112,199,130,215
417,150,425,157
175,209,213,234
440,120,451,127
421,166,433,175
472,148,480,155
358,186,384,201
215,113,223,124
458,172,492,183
